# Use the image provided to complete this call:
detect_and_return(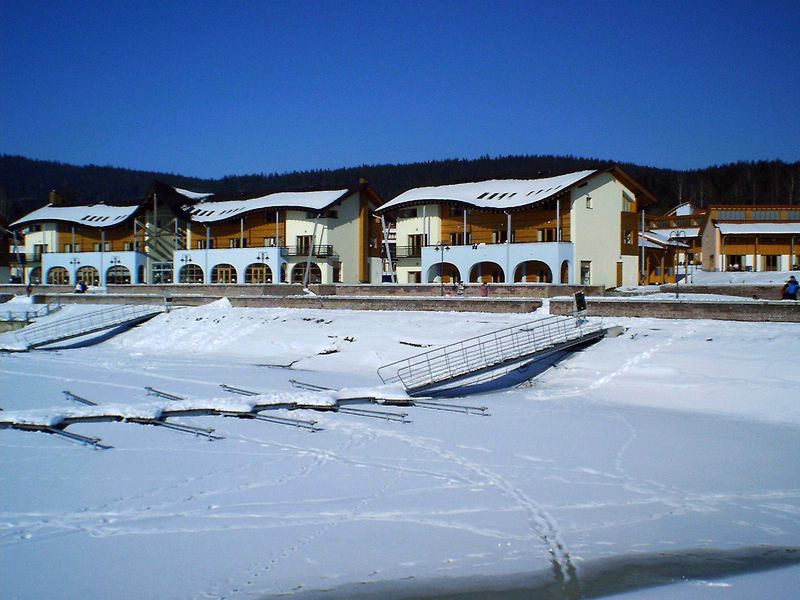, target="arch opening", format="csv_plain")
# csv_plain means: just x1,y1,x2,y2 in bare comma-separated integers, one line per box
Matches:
469,261,505,283
514,261,552,283
47,266,70,285
291,263,321,284
106,265,131,285
76,266,100,287
178,264,204,284
426,262,461,284
211,263,237,284
245,263,273,284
